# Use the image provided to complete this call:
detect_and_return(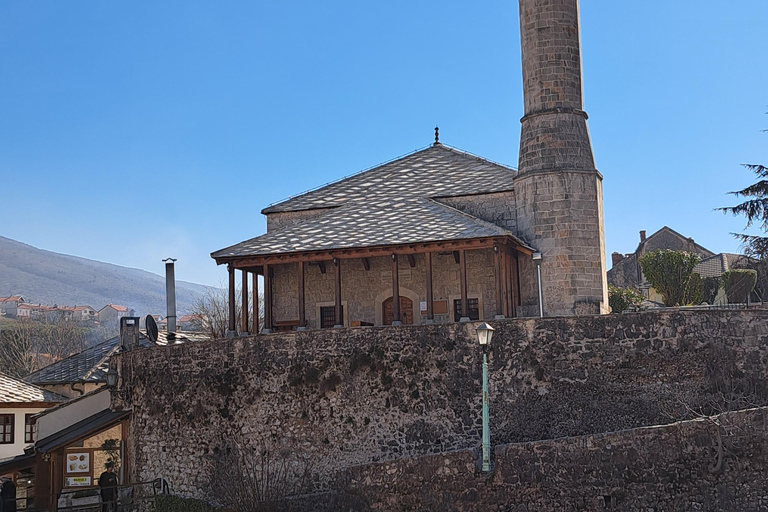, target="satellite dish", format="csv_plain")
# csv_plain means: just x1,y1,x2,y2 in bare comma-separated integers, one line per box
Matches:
145,315,159,342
